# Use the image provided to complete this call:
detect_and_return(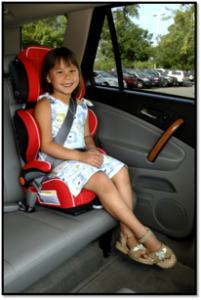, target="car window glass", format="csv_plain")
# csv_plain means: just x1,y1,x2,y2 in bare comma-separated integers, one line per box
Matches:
94,3,195,99
21,15,67,49
93,15,118,88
